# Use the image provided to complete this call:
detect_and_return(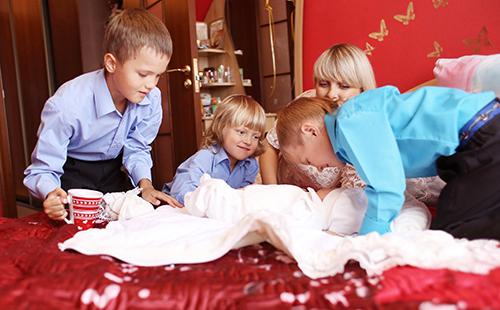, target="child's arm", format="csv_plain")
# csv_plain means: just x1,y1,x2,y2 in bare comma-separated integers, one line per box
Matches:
335,112,406,235
24,98,74,221
122,88,163,192
259,139,279,184
167,150,211,205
